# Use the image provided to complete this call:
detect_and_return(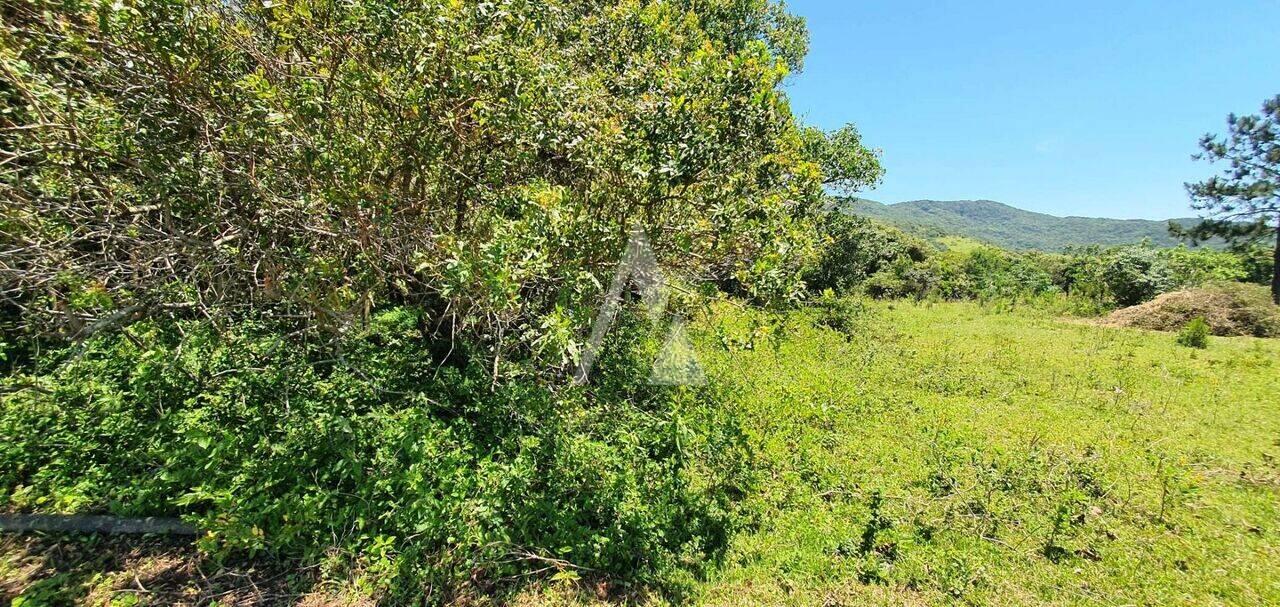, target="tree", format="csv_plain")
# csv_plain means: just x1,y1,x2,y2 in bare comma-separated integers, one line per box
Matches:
804,213,924,294
0,0,848,359
0,0,883,593
801,124,885,195
1178,95,1280,303
1102,246,1173,306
